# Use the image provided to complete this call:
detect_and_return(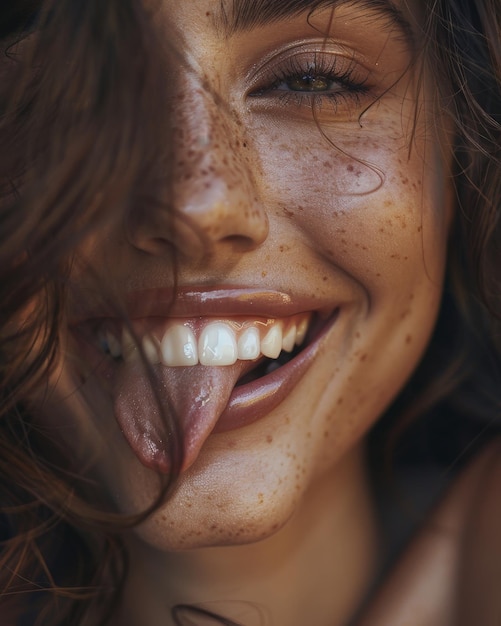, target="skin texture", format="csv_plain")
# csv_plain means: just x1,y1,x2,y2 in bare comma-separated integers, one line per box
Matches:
34,0,455,623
